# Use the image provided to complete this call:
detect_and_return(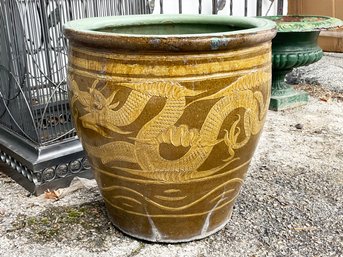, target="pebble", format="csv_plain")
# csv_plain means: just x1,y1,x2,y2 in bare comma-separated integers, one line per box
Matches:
295,123,304,130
